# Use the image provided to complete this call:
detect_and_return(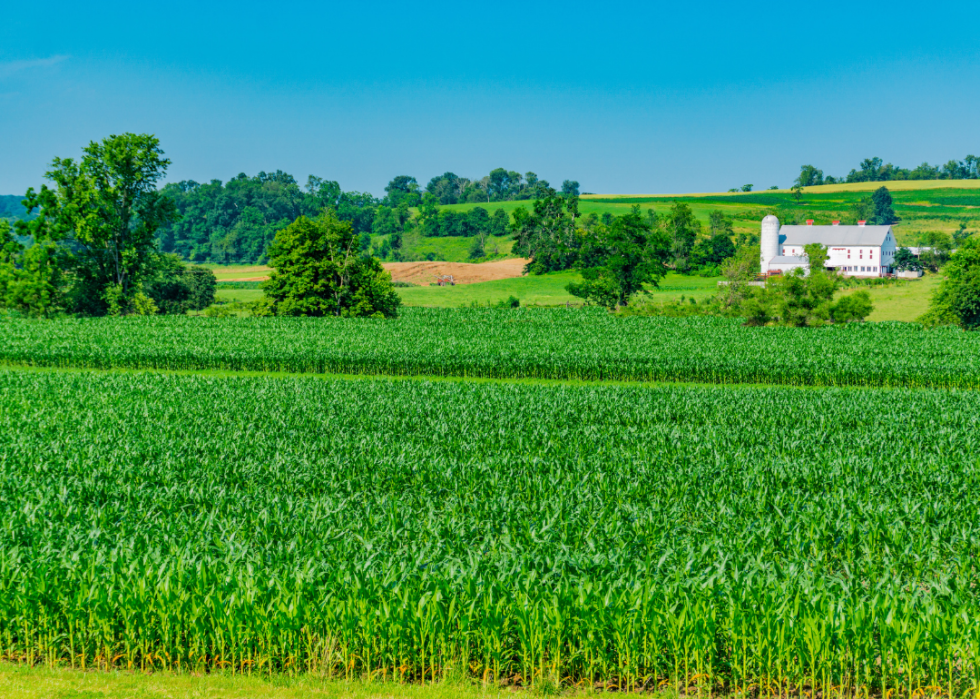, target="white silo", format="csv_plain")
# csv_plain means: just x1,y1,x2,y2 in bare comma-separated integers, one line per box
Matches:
760,215,780,274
